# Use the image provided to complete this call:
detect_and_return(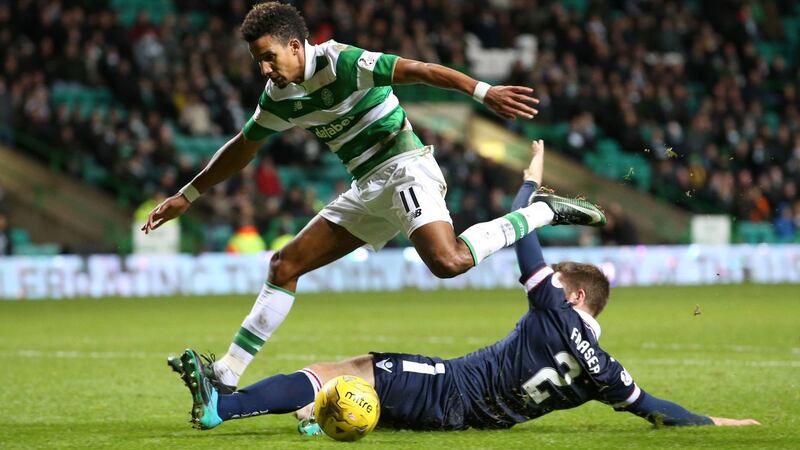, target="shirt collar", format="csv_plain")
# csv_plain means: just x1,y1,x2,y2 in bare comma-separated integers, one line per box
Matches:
574,308,602,340
301,40,316,84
